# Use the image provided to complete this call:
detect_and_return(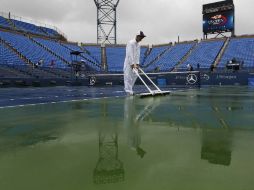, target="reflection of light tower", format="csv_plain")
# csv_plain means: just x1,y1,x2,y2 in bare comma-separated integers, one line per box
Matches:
93,101,124,184
93,132,124,184
93,0,120,44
